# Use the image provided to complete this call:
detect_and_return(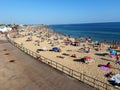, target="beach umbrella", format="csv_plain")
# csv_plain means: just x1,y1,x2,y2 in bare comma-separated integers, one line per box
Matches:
108,49,113,53
52,47,59,52
111,50,116,55
108,50,116,55
85,56,92,60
